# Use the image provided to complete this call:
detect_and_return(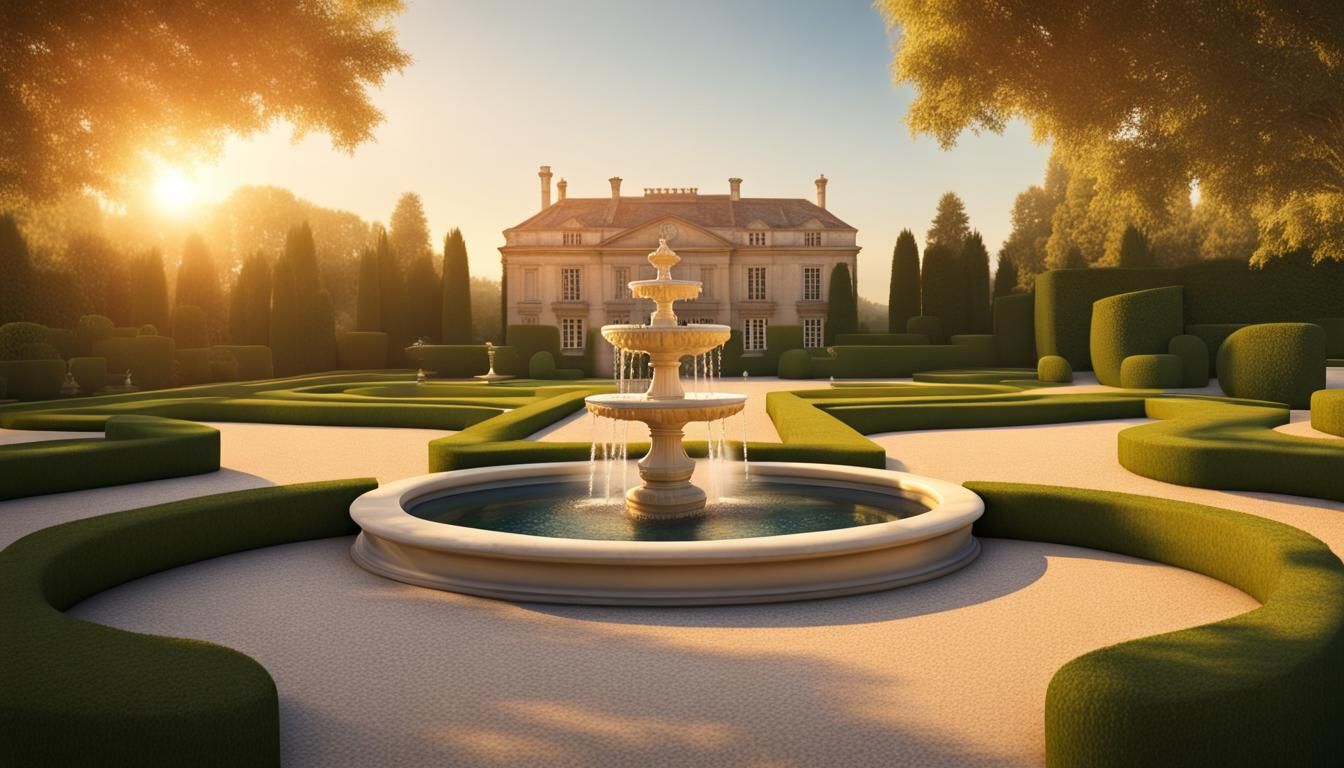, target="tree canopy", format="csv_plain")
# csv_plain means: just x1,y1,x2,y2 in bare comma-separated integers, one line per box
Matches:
389,192,432,265
1,0,409,203
926,192,971,254
879,0,1344,263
